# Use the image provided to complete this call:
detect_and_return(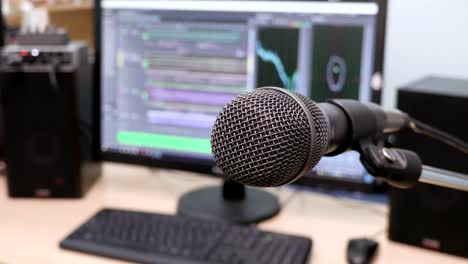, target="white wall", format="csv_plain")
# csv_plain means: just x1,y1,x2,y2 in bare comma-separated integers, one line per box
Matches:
383,0,468,107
